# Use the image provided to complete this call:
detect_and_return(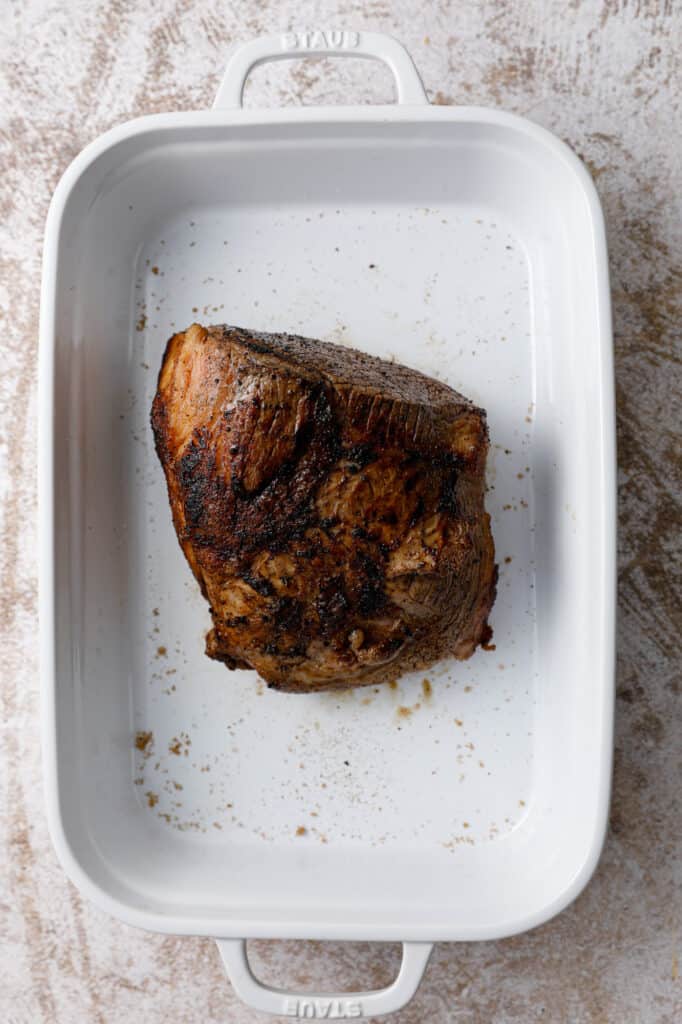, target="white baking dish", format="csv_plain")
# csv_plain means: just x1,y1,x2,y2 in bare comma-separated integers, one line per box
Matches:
40,32,616,1018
